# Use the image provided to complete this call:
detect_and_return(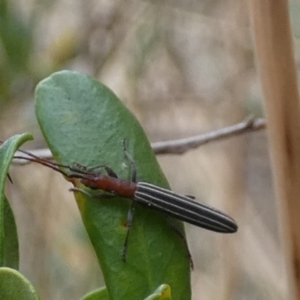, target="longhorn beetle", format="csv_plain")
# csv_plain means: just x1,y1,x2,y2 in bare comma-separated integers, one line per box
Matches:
10,141,238,266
